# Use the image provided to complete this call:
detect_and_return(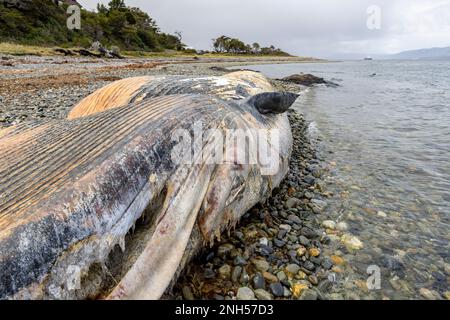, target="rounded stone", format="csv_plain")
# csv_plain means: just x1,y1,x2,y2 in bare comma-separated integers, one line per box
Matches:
298,289,318,300
276,271,287,282
218,264,232,280
269,282,284,297
279,224,292,232
288,214,302,224
274,238,286,247
330,255,345,265
297,246,307,257
285,197,301,209
237,287,256,300
341,234,364,251
299,236,310,246
232,266,243,283
308,275,319,285
254,289,273,300
252,258,270,272
285,263,301,276
309,248,321,257
322,220,336,230
234,255,247,266
292,283,309,299
336,222,349,231
217,243,235,257
263,271,279,283
252,273,266,290
182,286,195,300
240,268,250,284
419,288,440,300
